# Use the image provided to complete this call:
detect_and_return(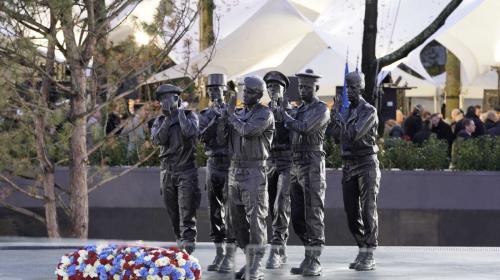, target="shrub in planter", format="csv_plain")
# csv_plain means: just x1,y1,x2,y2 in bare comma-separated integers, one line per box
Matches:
452,136,500,171
379,136,449,170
